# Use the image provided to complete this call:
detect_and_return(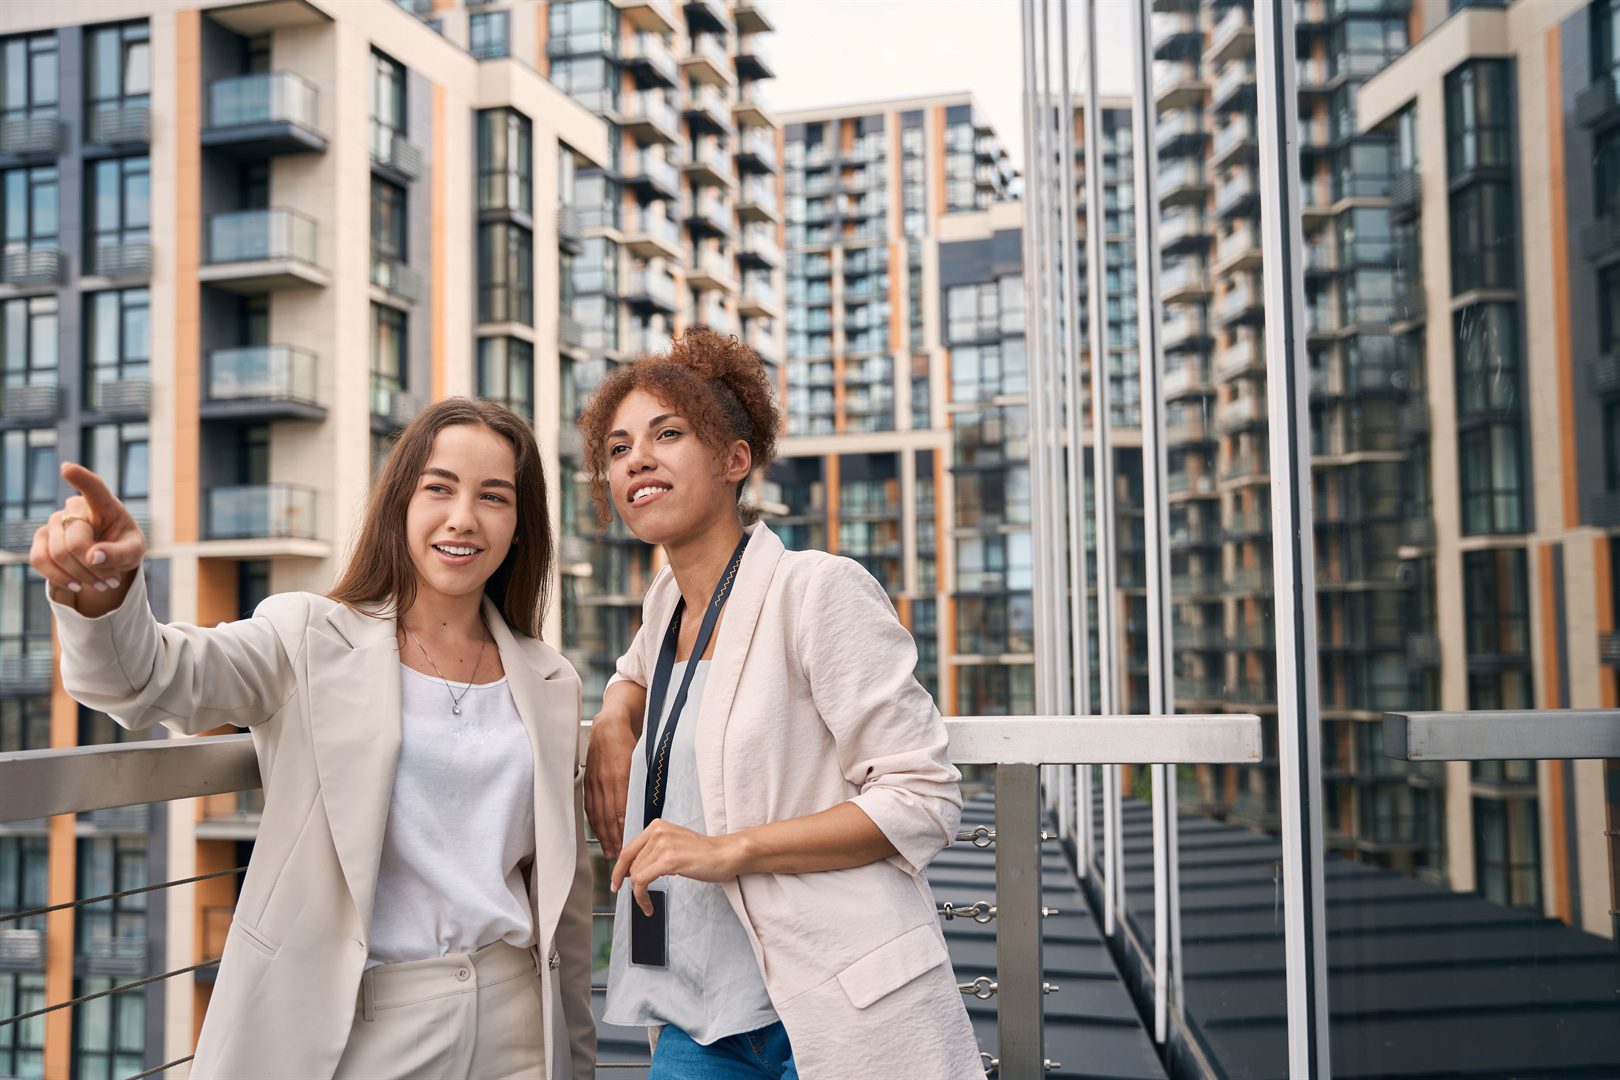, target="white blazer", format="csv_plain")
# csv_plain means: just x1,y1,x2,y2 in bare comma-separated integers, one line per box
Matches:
49,574,595,1079
608,522,985,1079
